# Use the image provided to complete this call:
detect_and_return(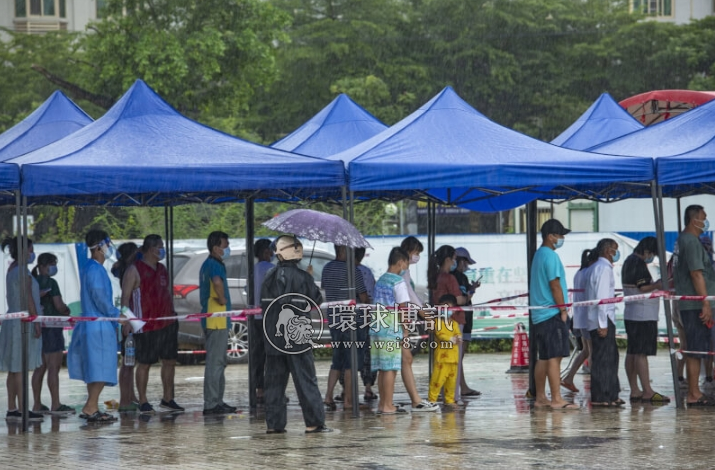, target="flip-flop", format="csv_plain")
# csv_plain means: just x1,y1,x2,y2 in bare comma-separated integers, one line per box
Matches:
85,411,116,423
560,382,579,393
461,390,482,397
552,403,580,410
323,401,337,411
629,396,643,402
687,396,715,407
613,399,626,406
646,392,671,403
